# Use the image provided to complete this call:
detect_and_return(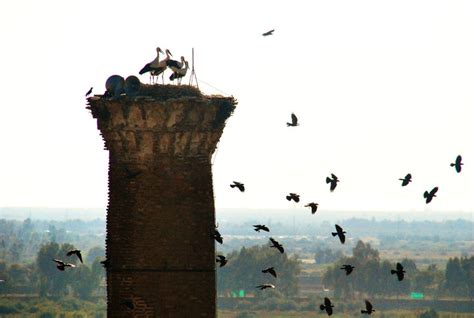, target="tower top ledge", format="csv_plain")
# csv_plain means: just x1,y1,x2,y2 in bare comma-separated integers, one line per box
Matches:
87,84,236,160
